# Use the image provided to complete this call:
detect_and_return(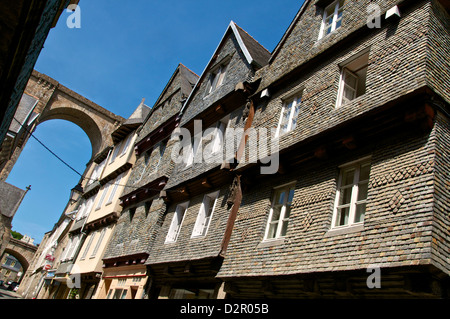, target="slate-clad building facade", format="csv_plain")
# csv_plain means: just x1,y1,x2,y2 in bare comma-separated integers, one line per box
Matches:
215,0,450,298
97,64,199,299
20,0,448,300
143,21,271,299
